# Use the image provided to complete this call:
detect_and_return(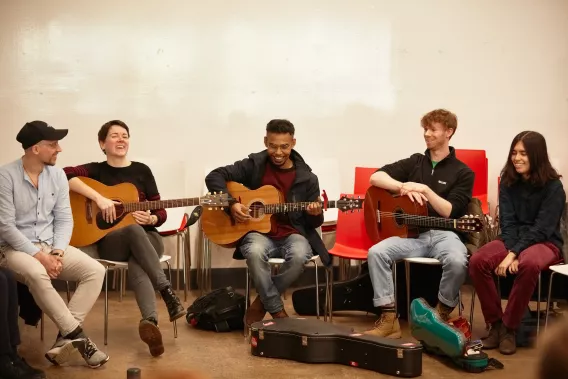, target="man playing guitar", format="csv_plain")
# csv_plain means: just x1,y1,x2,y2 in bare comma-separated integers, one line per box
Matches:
365,109,475,338
205,119,329,327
